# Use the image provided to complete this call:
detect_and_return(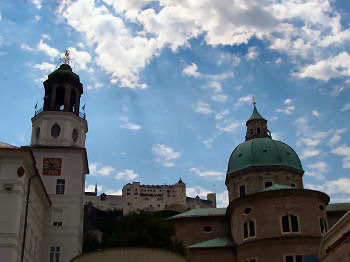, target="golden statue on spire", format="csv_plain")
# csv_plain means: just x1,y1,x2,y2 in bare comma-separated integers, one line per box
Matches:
63,49,70,65
253,96,256,106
